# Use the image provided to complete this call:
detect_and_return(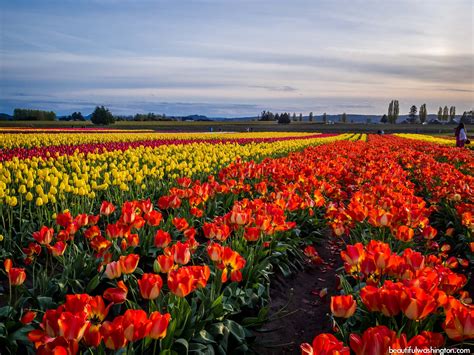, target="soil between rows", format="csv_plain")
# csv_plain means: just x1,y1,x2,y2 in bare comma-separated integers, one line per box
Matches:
251,234,344,354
